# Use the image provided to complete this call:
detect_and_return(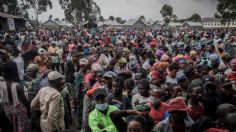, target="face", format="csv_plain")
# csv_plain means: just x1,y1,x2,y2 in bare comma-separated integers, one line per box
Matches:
191,87,203,102
164,87,173,99
127,121,144,132
178,78,189,90
170,69,178,78
112,81,123,94
95,95,107,104
91,70,97,79
138,84,149,97
151,78,161,87
151,89,163,106
230,59,236,71
171,111,187,122
55,78,65,91
72,54,78,62
104,77,113,86
173,86,182,97
179,62,186,69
